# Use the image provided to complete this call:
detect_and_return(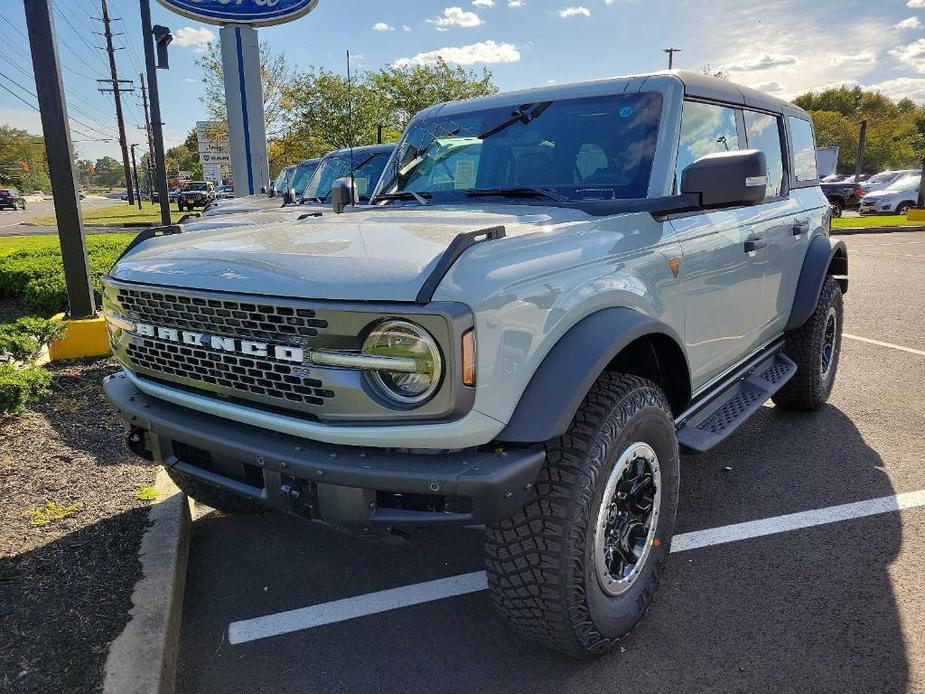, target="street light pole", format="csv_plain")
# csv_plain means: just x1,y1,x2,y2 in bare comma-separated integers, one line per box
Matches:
130,144,142,210
23,0,96,318
139,0,172,225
